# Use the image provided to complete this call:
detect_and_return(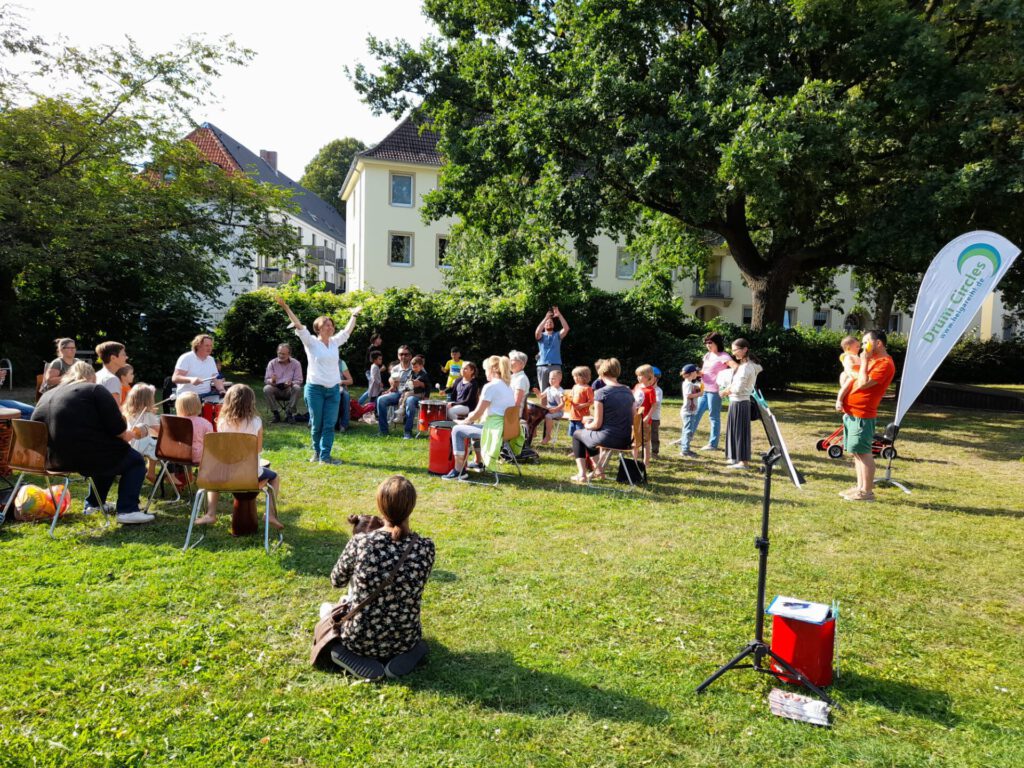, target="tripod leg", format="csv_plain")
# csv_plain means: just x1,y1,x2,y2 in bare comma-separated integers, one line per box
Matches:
761,646,837,707
696,643,758,694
